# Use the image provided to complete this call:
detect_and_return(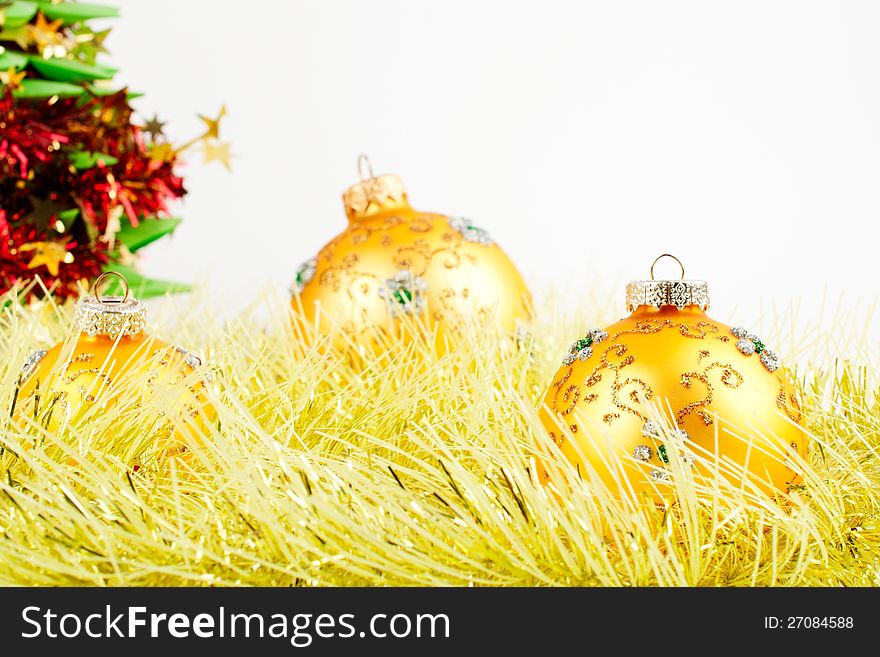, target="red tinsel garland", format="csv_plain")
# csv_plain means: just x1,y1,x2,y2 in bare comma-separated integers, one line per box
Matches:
0,89,186,300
